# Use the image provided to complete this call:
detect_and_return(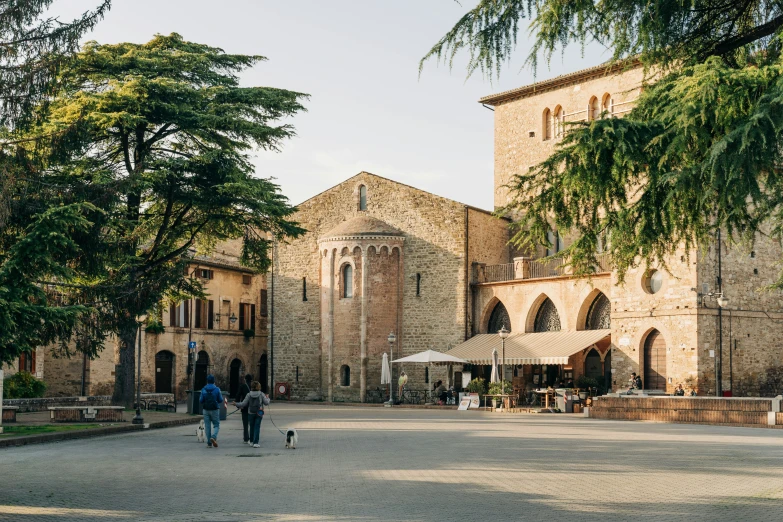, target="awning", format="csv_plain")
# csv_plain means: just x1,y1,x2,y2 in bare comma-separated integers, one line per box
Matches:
446,329,610,365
